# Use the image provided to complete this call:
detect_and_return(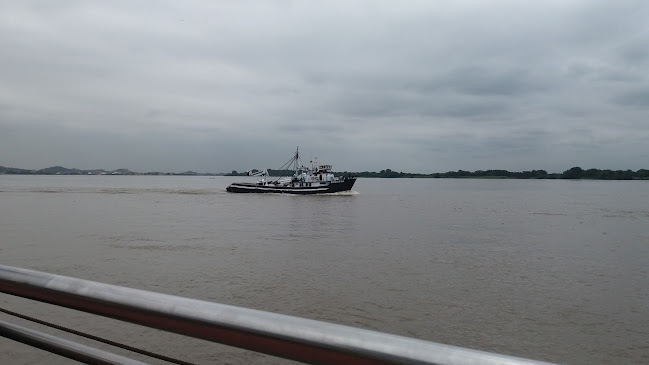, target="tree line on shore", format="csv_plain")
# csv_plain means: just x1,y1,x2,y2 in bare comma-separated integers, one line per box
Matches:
344,167,649,180
3,165,648,180
227,167,649,180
